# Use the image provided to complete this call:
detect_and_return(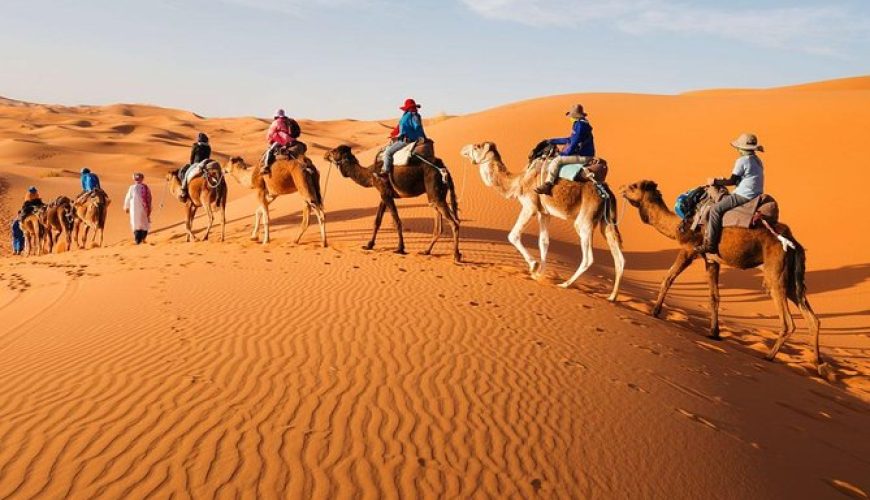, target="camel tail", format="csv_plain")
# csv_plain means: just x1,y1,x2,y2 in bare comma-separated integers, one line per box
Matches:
598,183,622,245
309,165,324,208
787,237,808,302
440,159,460,221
